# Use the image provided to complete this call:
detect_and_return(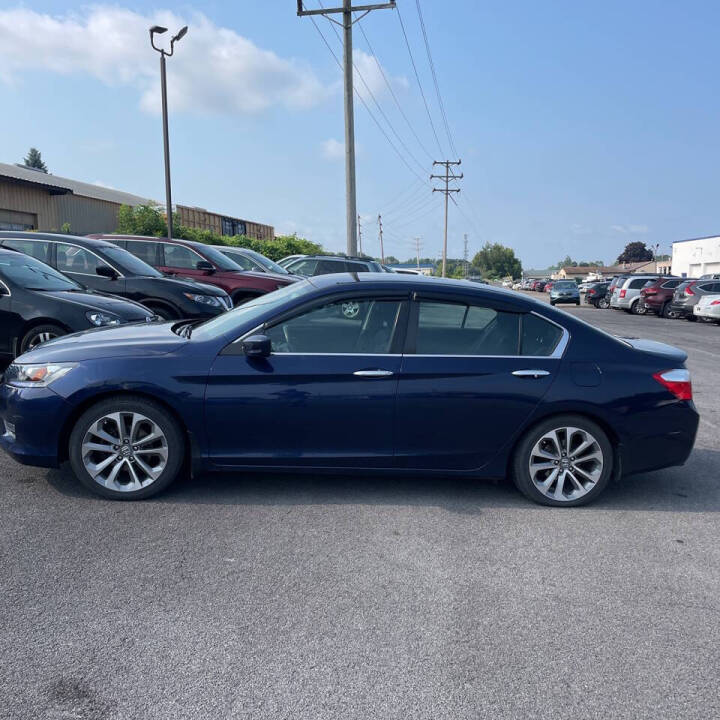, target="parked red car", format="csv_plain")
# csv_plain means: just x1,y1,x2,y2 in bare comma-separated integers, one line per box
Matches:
91,235,298,304
639,276,684,318
544,281,554,292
